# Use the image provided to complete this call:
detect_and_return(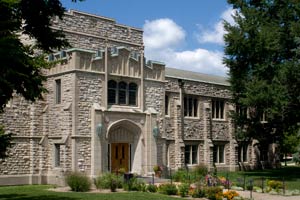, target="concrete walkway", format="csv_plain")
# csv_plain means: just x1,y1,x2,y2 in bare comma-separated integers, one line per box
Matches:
237,190,300,200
